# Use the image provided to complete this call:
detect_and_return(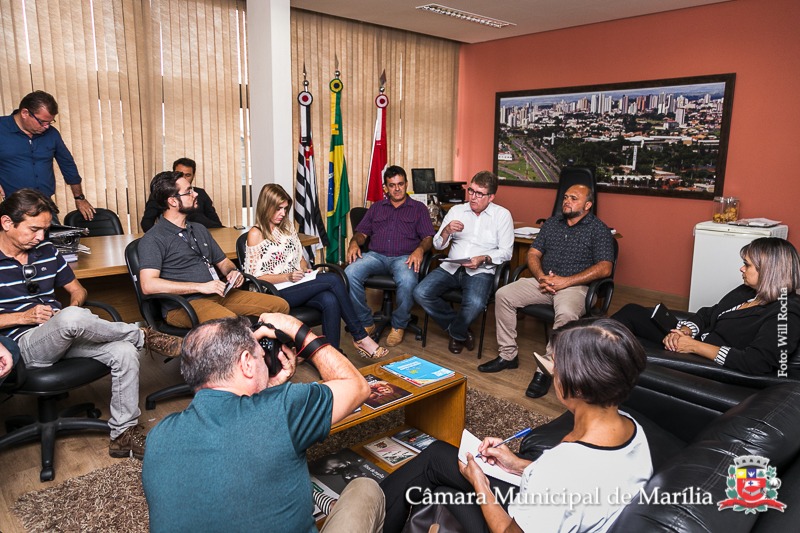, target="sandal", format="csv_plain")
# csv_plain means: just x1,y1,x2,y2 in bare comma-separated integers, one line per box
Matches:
353,339,389,359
